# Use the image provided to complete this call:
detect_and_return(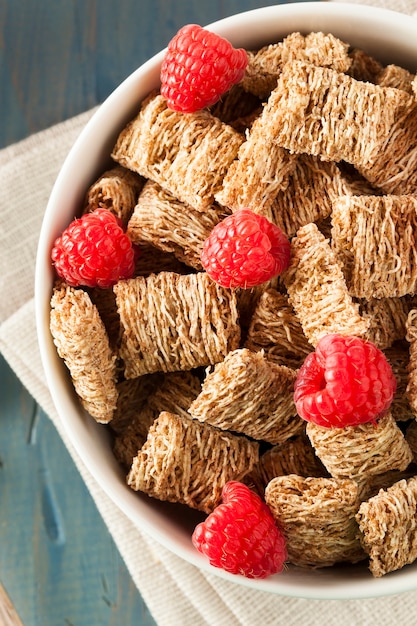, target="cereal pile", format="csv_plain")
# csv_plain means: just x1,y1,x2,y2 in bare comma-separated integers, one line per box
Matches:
50,27,417,580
